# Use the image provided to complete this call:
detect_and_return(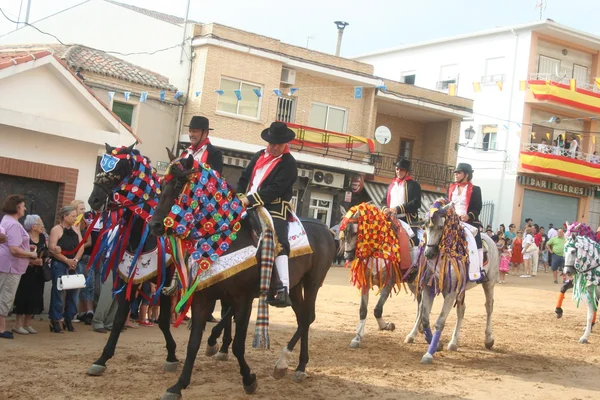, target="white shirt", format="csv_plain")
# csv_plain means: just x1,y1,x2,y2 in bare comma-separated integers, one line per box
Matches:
451,185,468,217
389,182,406,217
248,153,282,195
569,139,578,157
184,145,207,163
547,228,558,239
